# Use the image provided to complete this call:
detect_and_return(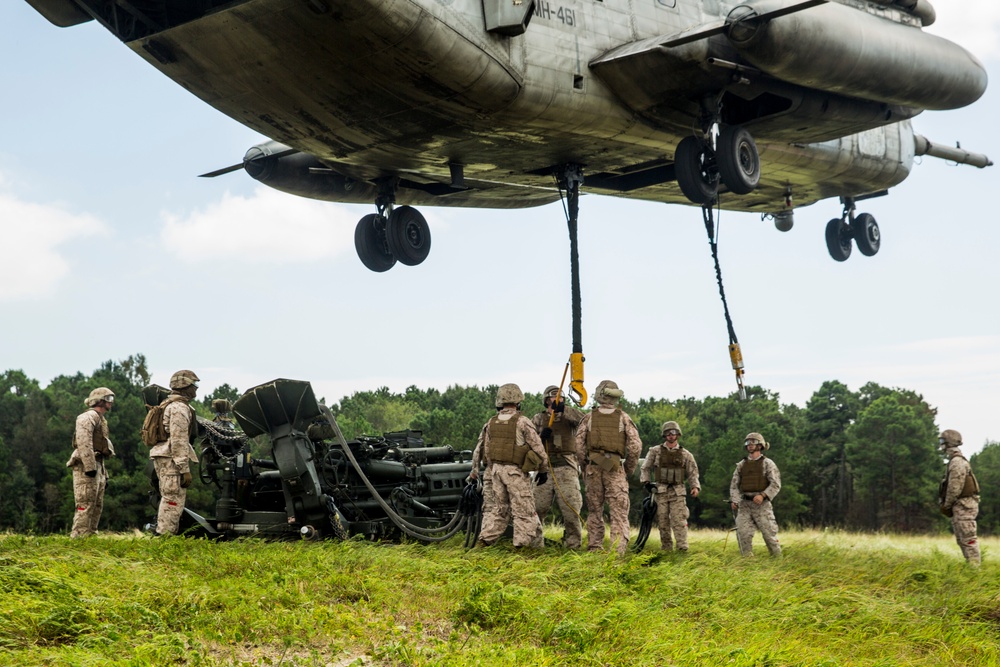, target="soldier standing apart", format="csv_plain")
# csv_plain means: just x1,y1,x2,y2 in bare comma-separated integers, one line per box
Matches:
639,421,700,552
150,370,201,536
729,432,781,557
473,383,549,548
532,385,585,549
67,387,116,537
575,380,642,555
938,429,981,566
